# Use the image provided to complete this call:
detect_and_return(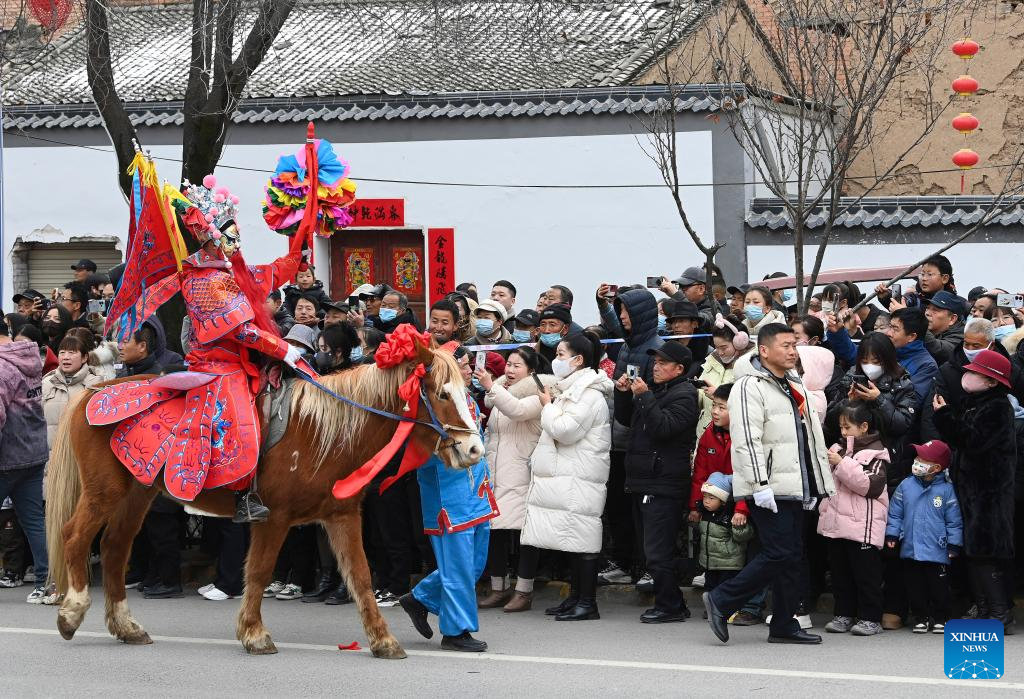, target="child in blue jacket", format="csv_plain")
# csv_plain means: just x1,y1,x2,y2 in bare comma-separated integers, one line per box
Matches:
884,440,963,634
